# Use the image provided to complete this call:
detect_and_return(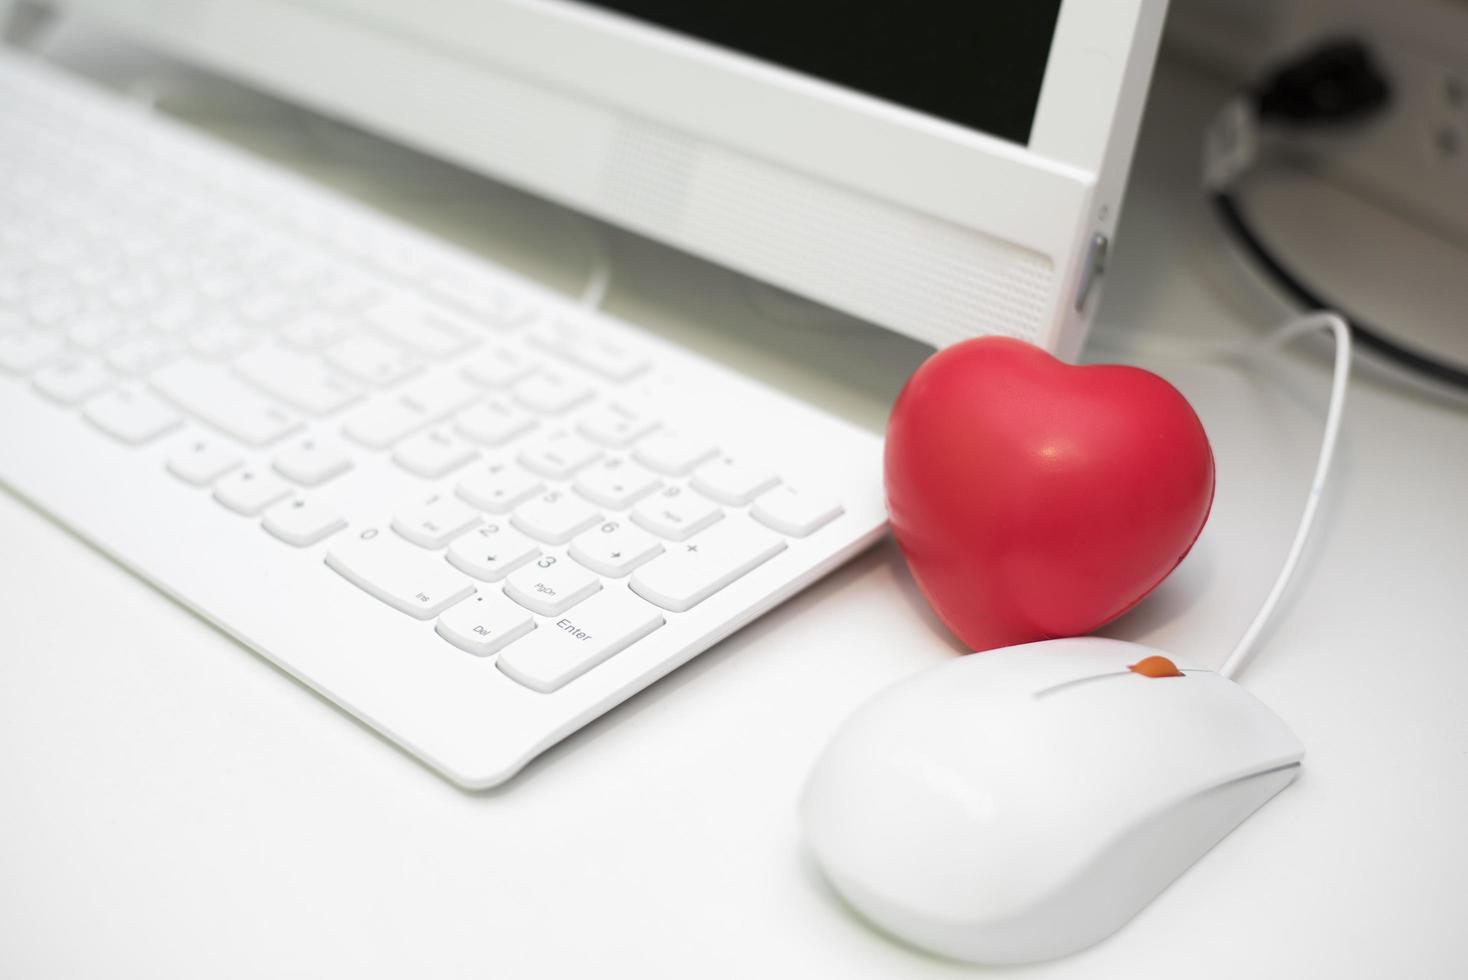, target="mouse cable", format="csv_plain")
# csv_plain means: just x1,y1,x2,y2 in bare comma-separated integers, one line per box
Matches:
1204,40,1468,396
1217,311,1352,680
1083,313,1352,677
